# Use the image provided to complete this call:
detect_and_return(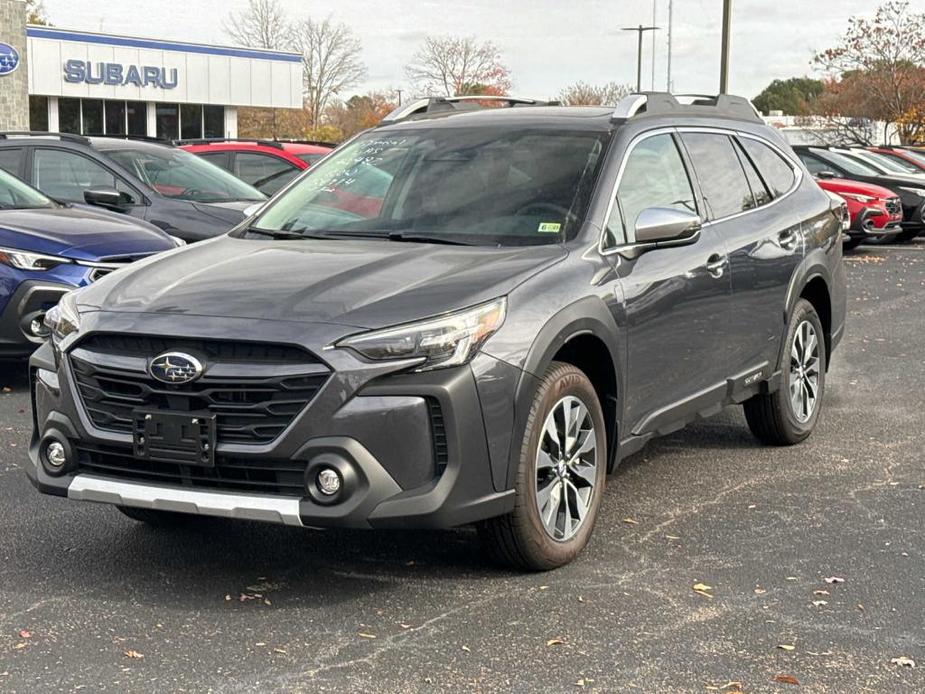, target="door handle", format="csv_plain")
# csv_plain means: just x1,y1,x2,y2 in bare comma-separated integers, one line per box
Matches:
705,253,728,279
778,229,799,250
